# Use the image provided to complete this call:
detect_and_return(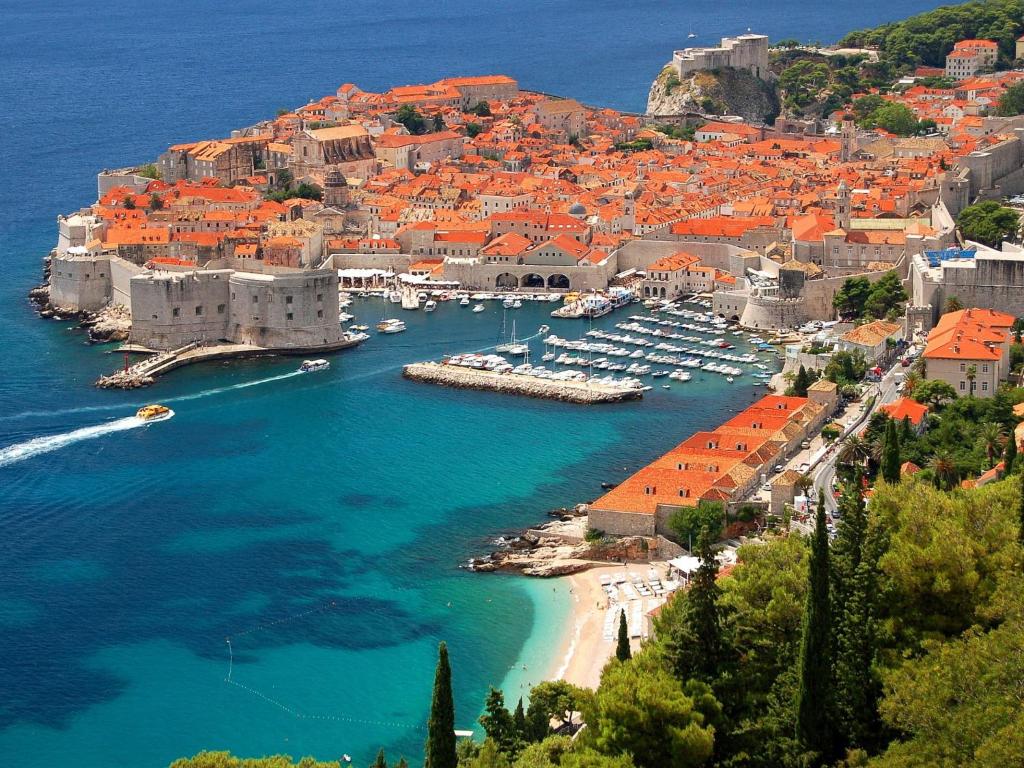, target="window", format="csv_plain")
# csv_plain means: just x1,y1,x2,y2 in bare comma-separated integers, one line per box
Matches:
960,380,966,391
217,304,225,314
286,295,293,304
982,364,989,373
982,381,989,391
286,312,294,320
678,488,688,498
195,306,203,316
172,307,180,317
316,293,323,302
960,362,966,372
231,292,236,300
317,309,324,319
252,295,258,303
